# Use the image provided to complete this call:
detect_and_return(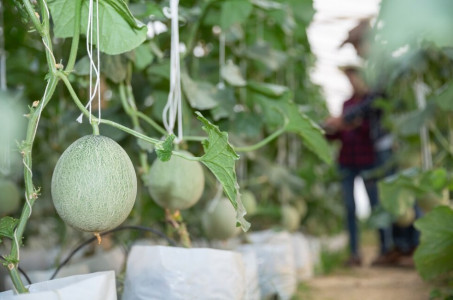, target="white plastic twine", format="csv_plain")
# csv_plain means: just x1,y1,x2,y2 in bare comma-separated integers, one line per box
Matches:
162,0,183,143
77,0,101,124
218,32,225,89
413,79,432,170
